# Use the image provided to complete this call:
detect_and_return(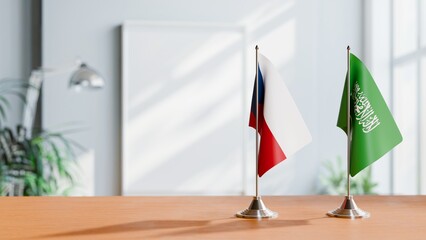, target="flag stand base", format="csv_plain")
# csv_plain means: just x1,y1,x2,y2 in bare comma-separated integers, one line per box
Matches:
327,195,370,219
236,196,278,219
